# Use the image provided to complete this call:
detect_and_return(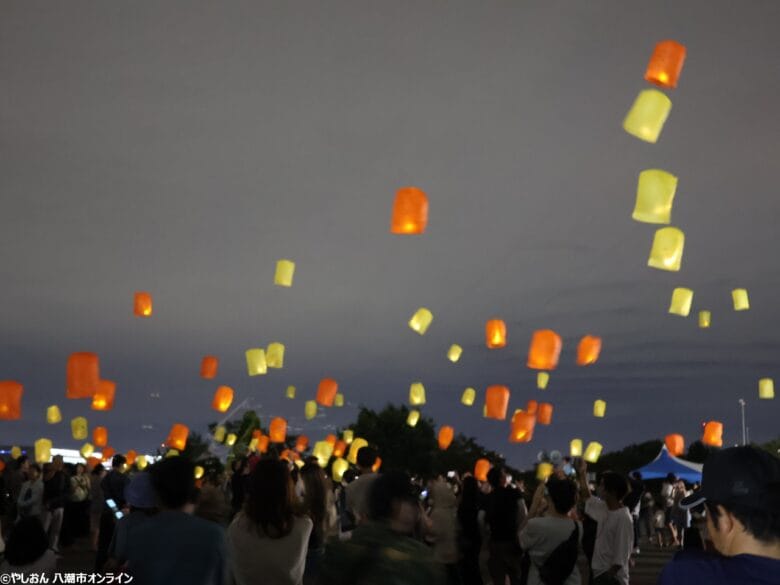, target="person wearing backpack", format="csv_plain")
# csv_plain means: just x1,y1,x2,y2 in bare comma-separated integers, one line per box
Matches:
520,477,582,585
